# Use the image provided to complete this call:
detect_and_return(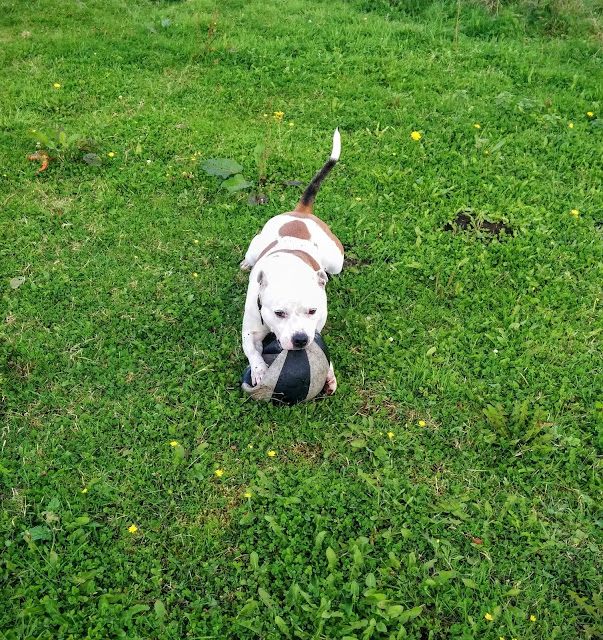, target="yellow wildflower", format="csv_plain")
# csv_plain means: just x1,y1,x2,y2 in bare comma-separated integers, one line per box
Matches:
214,469,224,477
108,152,115,157
355,197,361,201
289,122,294,127
418,420,426,427
244,491,252,498
485,613,493,621
387,431,394,439
128,525,138,533
170,441,179,447
587,111,594,117
81,488,88,494
568,122,574,128
268,450,276,457
53,83,61,88
248,444,253,449
411,131,422,141
194,239,199,244
474,124,481,129
530,615,536,622
193,273,198,278
571,209,579,216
